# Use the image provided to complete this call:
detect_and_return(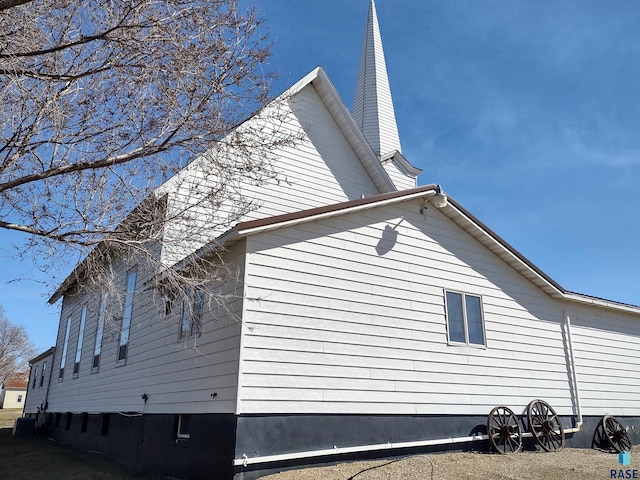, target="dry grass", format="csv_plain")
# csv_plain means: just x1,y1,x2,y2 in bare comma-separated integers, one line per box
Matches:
0,408,23,428
0,411,163,480
265,446,640,480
